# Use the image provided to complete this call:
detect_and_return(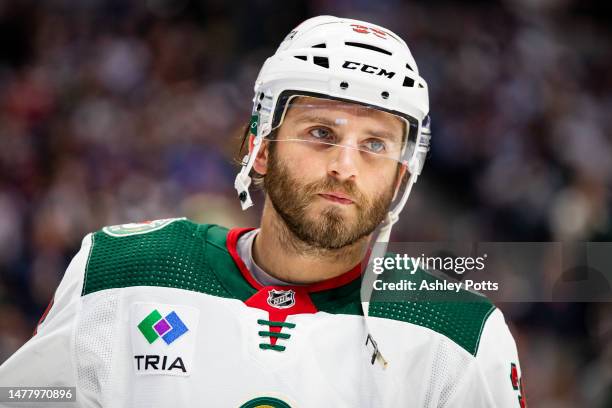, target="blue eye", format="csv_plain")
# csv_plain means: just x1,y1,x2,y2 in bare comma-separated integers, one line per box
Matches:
309,128,333,140
363,139,386,153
